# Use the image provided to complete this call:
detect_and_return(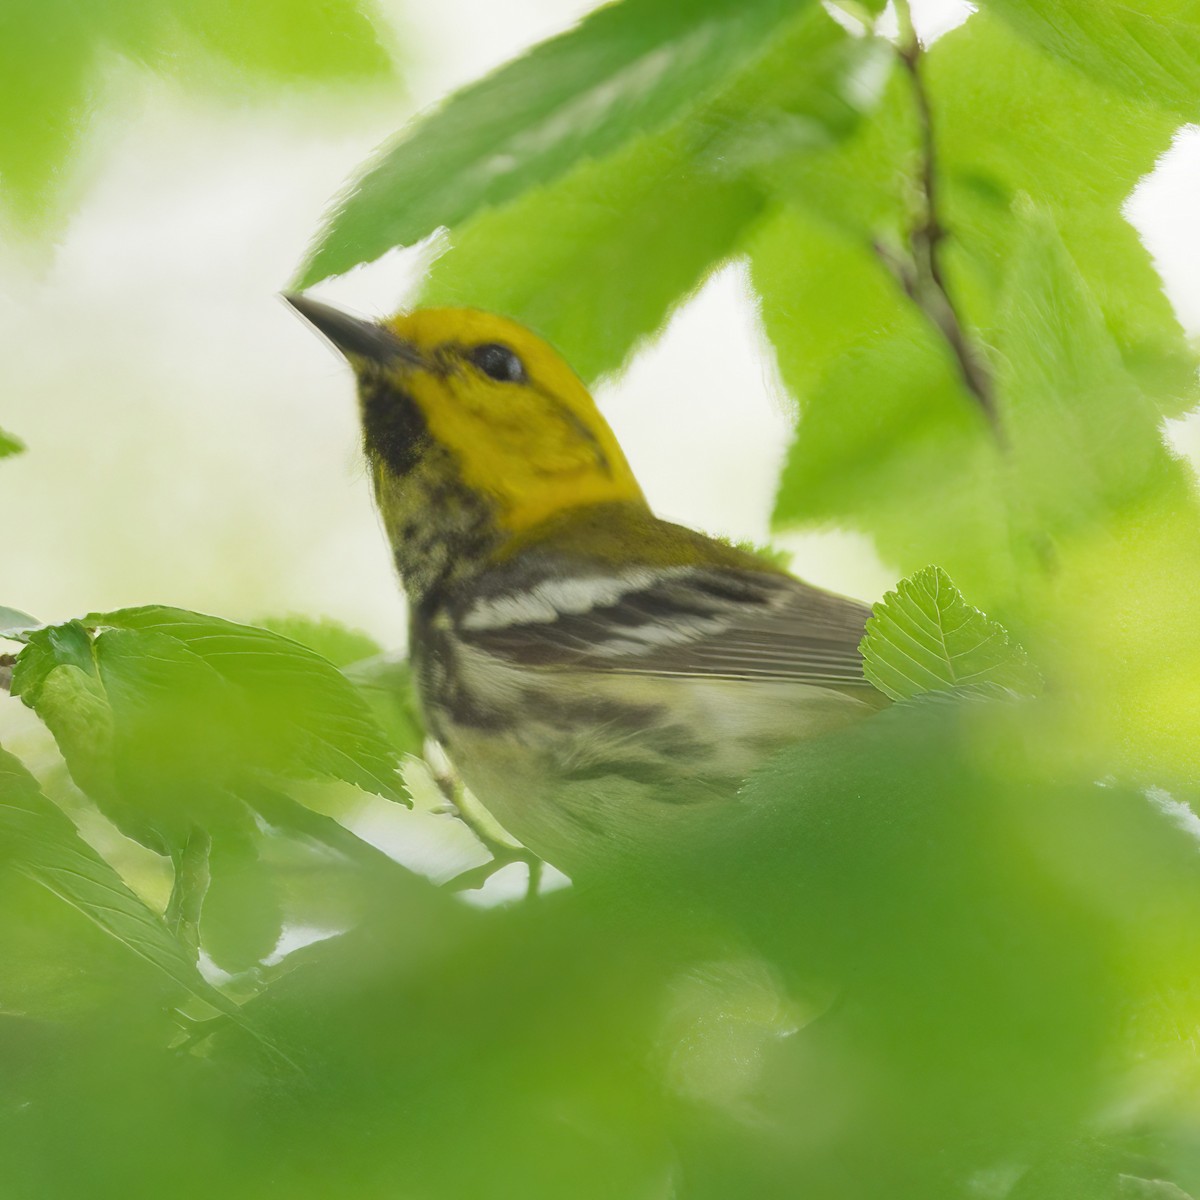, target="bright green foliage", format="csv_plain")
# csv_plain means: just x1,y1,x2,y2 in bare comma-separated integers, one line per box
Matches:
8,0,1200,1196
860,565,1040,700
0,0,394,230
981,0,1200,113
927,13,1197,409
754,205,1016,605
